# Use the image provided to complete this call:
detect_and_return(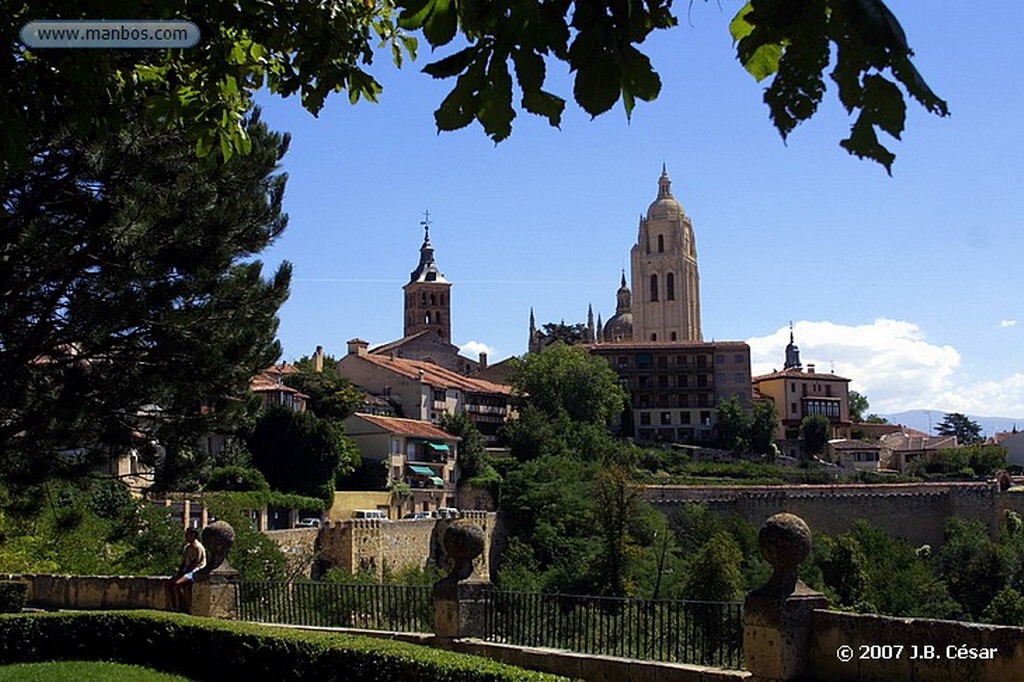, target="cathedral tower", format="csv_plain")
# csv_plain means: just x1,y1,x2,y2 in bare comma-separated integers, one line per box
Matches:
630,166,702,342
403,219,452,342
